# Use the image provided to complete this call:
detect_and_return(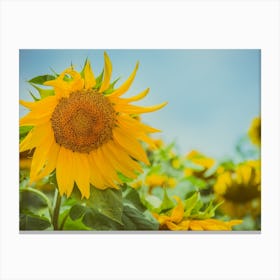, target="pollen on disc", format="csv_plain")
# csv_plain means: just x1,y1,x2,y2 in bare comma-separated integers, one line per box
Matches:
51,89,116,153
